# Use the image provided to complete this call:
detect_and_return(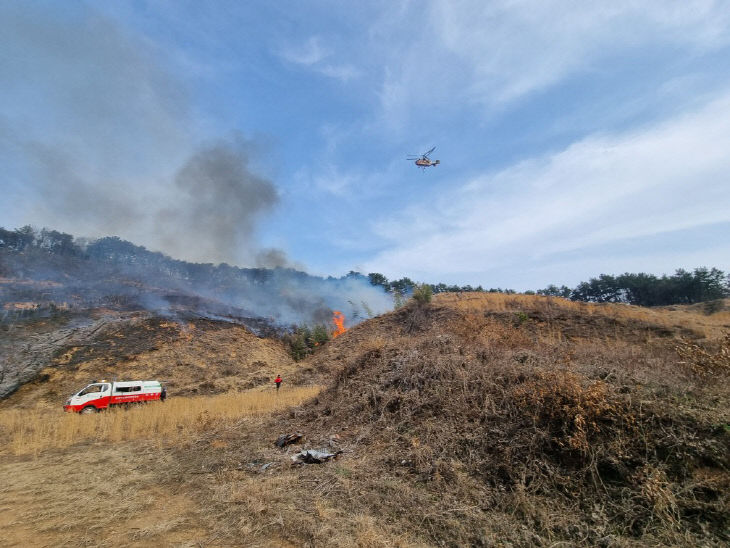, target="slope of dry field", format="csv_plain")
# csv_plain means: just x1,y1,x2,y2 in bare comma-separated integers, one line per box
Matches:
1,294,728,547
175,295,729,546
2,314,300,410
